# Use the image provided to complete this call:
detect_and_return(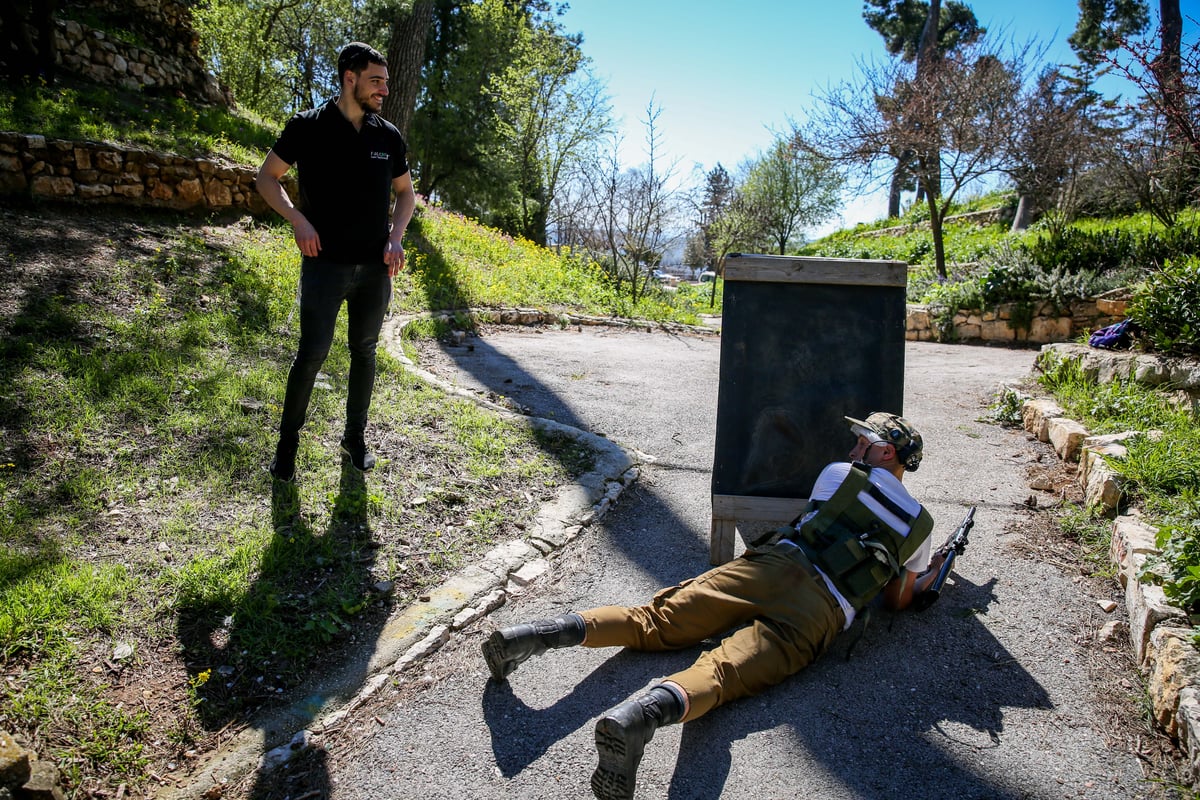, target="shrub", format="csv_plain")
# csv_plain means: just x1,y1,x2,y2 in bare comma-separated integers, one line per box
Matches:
1021,224,1200,281
1023,227,1139,275
1126,257,1200,356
